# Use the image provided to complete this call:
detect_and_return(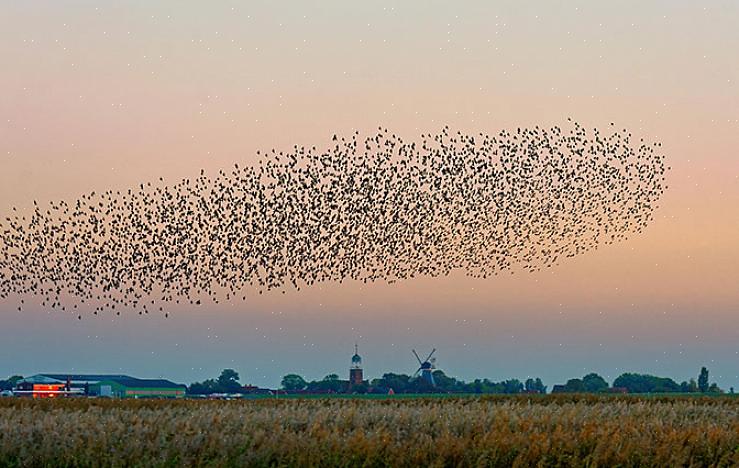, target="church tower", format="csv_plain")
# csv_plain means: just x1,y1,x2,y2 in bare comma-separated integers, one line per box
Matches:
349,343,363,386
